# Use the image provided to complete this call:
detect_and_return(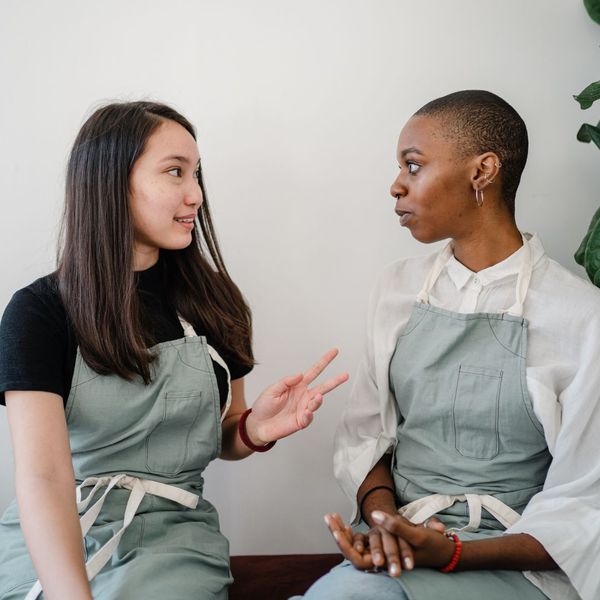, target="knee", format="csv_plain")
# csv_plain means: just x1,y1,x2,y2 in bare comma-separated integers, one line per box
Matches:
301,562,405,600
